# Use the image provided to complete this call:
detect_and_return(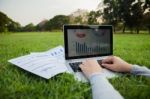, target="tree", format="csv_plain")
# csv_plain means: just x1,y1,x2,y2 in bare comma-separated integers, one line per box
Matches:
0,11,9,33
88,11,102,25
103,0,120,33
103,0,149,33
131,1,145,34
36,20,48,31
143,0,150,11
7,20,21,32
118,0,150,33
143,12,150,34
74,16,83,24
0,11,22,33
117,0,134,33
143,0,150,33
22,23,35,32
46,15,70,31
